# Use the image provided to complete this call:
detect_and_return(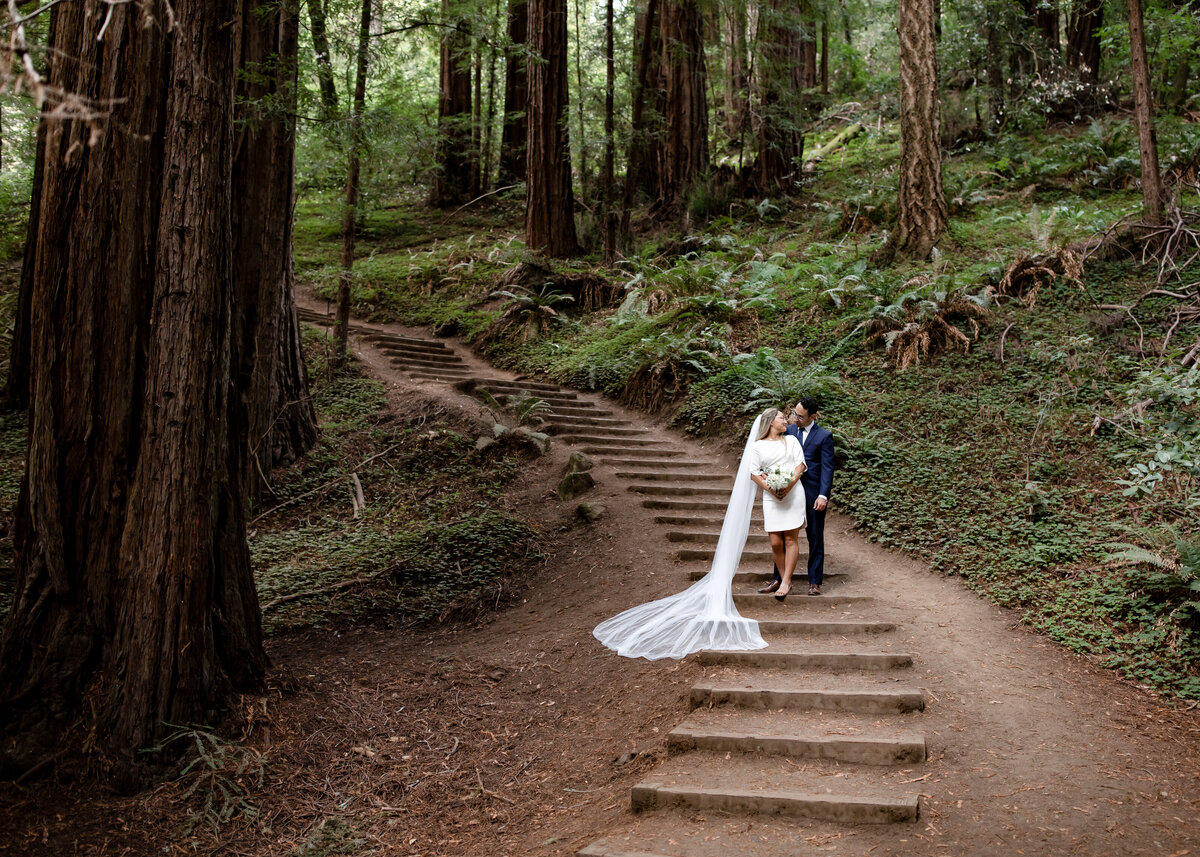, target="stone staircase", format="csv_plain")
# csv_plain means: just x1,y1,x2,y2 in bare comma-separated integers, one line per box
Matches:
296,307,931,855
